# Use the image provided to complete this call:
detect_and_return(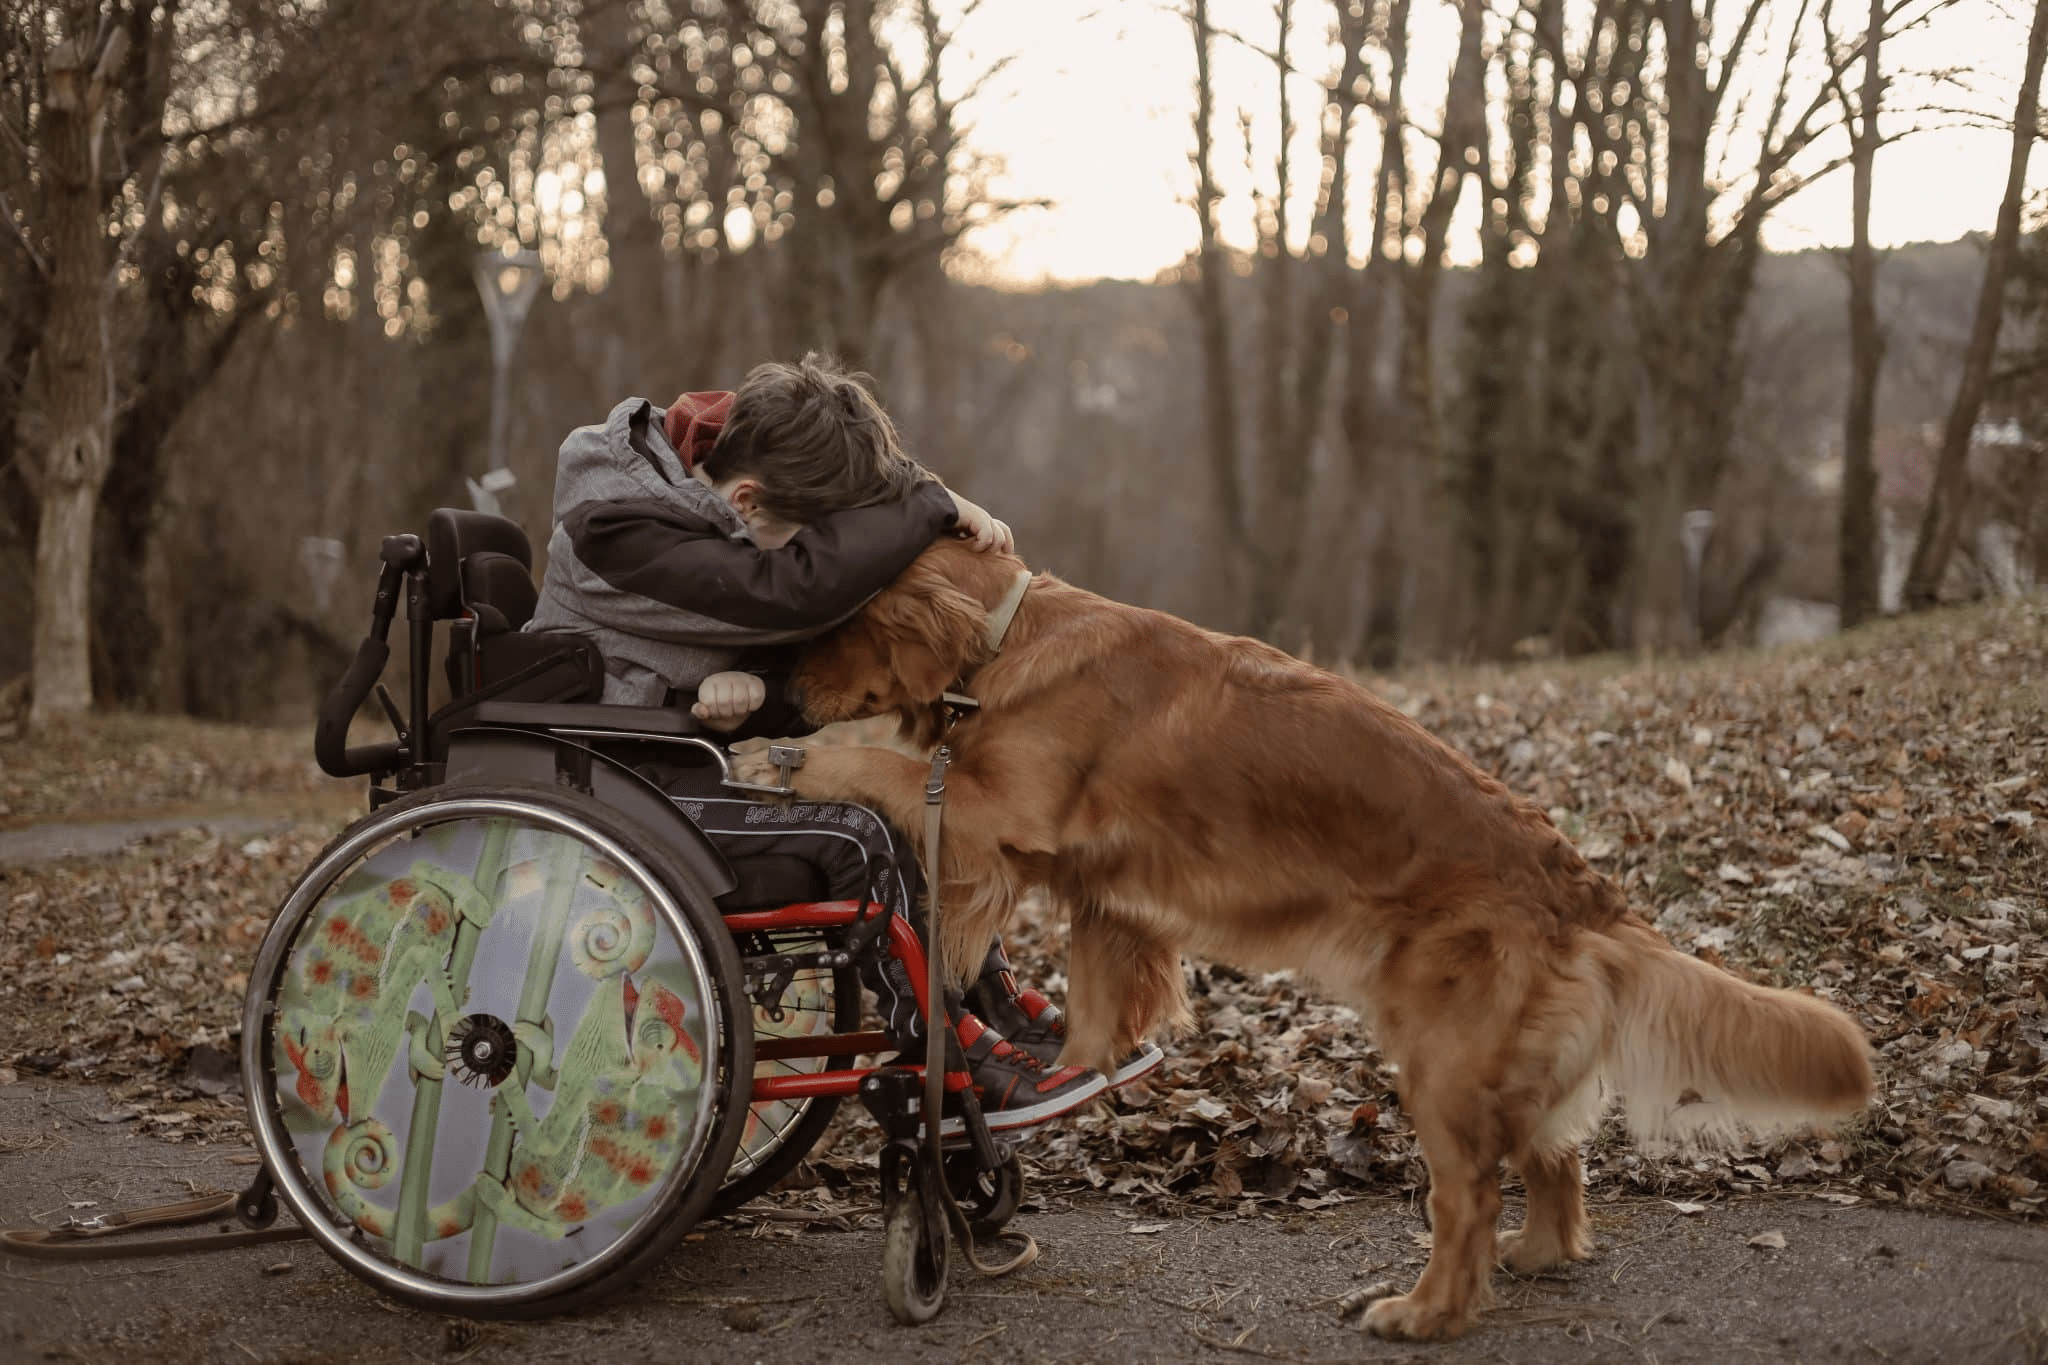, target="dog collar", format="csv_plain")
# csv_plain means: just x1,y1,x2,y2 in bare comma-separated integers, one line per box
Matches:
984,568,1033,652
940,568,1033,717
